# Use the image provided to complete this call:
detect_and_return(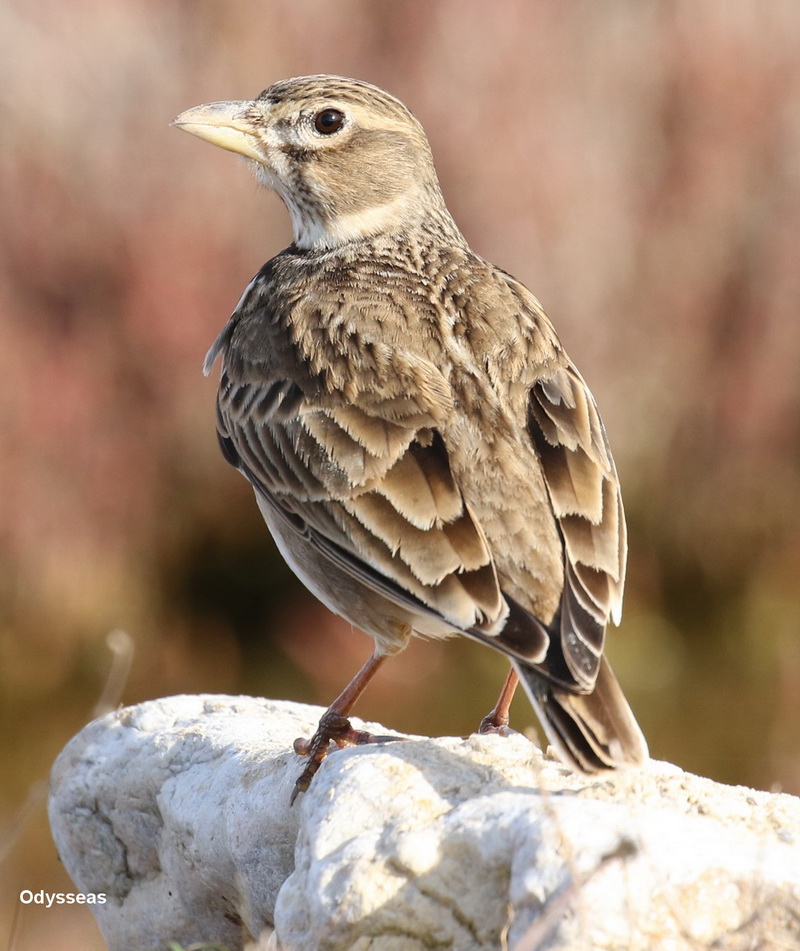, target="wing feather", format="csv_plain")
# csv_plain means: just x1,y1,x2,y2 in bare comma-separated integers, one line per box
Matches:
219,355,508,633
528,363,627,687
